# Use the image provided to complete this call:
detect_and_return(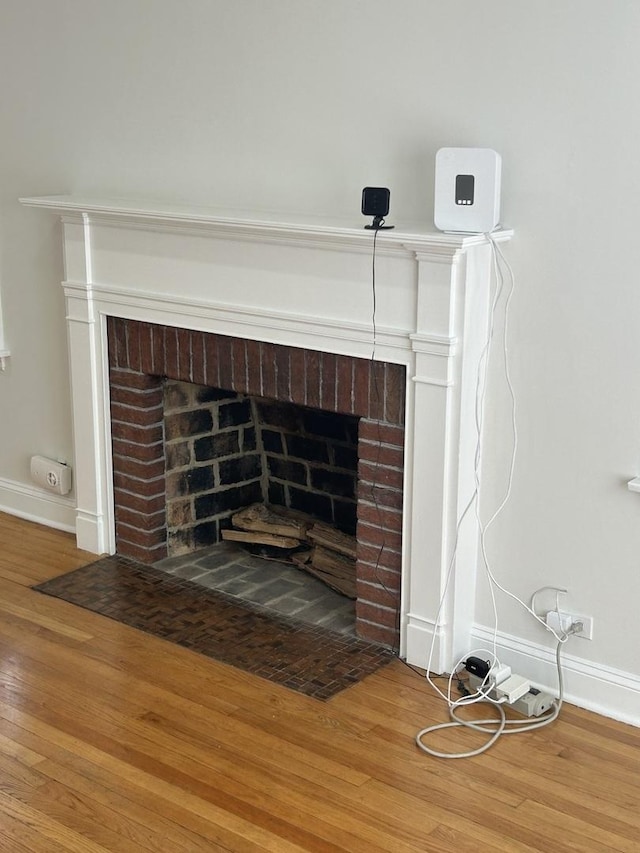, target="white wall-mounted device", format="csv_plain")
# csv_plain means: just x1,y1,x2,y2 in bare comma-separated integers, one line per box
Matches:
30,454,72,495
434,147,502,233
